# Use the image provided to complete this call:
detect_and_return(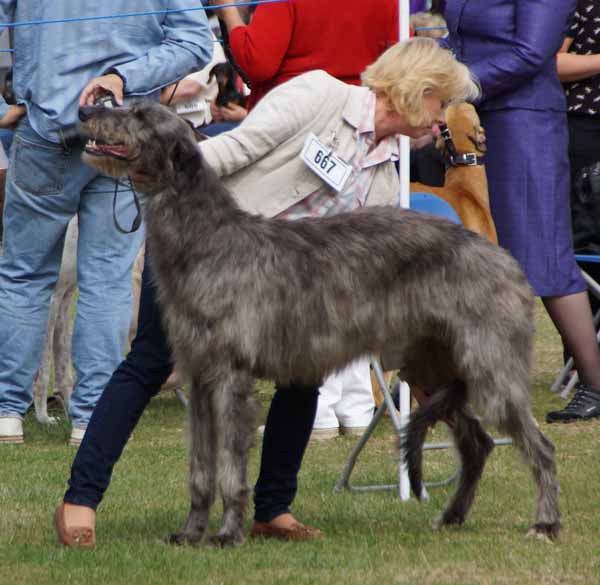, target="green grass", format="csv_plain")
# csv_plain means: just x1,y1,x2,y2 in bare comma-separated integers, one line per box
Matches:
1,300,599,585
